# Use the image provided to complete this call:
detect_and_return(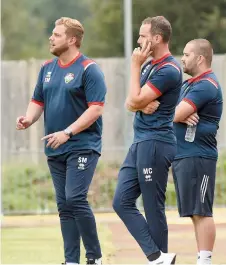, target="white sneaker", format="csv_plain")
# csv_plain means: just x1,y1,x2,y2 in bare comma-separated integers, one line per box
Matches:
148,251,176,265
197,258,211,265
94,258,102,265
